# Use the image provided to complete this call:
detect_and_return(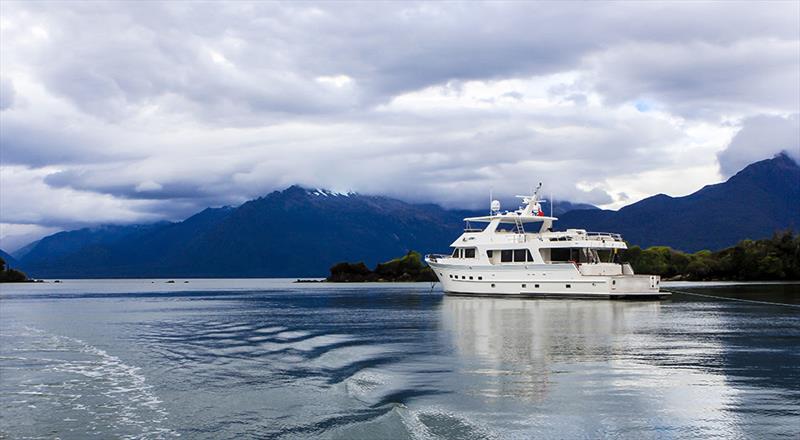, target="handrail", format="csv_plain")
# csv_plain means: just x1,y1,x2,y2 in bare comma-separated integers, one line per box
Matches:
586,231,623,241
